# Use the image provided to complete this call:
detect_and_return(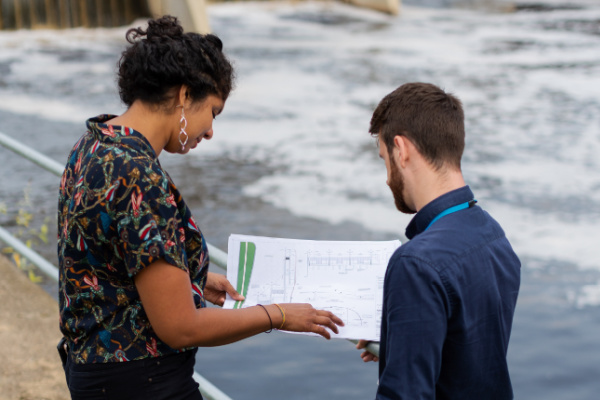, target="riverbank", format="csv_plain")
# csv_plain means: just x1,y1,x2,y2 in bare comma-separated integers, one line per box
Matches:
0,254,68,400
